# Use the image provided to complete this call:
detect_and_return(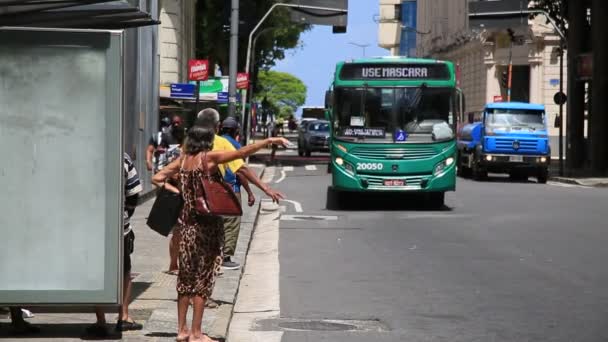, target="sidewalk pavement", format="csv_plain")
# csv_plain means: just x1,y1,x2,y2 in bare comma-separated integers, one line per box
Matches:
0,165,266,342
